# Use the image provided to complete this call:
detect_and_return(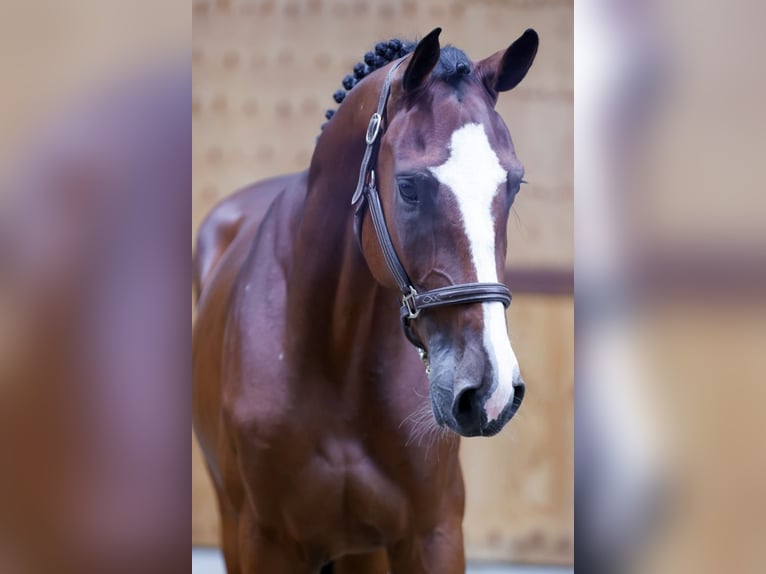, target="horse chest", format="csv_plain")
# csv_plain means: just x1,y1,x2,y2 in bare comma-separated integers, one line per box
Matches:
226,250,454,550
250,433,411,552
